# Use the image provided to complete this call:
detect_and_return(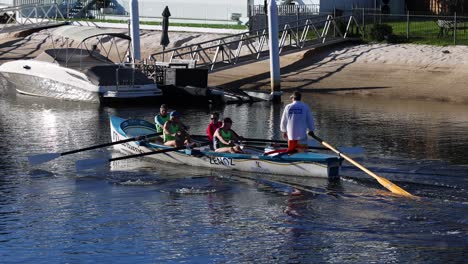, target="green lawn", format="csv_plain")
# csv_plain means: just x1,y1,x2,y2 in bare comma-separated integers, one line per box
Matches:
365,20,468,45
